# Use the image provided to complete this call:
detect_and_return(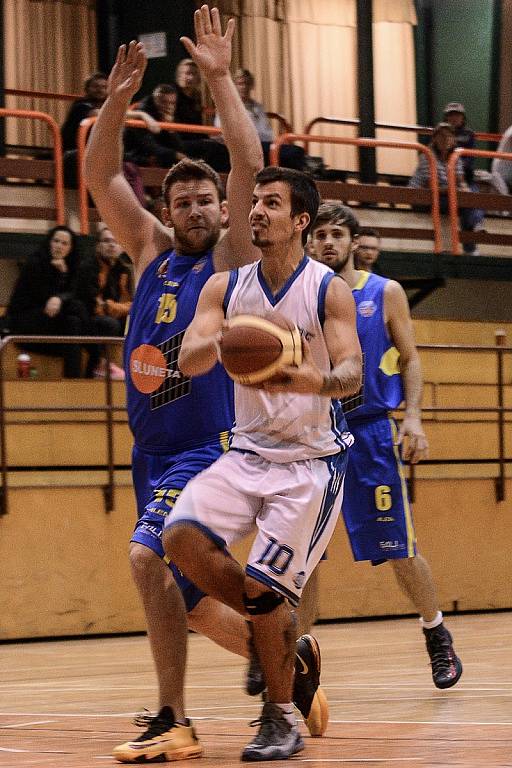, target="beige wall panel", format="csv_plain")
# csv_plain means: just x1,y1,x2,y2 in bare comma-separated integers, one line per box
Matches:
5,422,133,466
413,319,512,346
418,350,510,385
2,477,512,639
318,478,512,620
0,486,143,640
